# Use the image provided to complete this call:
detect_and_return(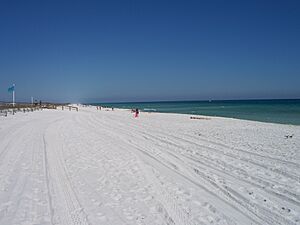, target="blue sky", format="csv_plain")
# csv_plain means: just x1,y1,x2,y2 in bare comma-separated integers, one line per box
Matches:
0,0,299,103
